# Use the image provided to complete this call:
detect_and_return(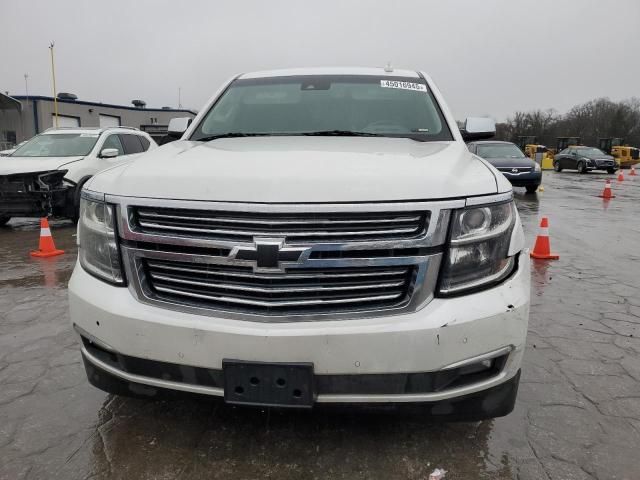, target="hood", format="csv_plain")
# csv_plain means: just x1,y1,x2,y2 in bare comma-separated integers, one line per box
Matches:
482,156,536,169
0,156,84,176
87,137,500,203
